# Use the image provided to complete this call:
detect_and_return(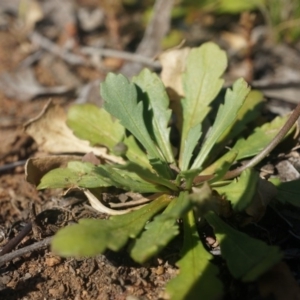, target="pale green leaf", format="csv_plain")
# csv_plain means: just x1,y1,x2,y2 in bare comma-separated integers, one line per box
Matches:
67,104,124,150
51,194,171,257
270,178,300,207
95,165,170,193
180,42,227,165
217,0,262,13
123,135,152,169
166,210,223,300
130,192,191,263
192,78,250,169
214,169,259,211
100,73,163,162
233,115,292,160
132,69,174,163
200,149,238,179
37,161,112,189
180,124,202,171
205,211,282,282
